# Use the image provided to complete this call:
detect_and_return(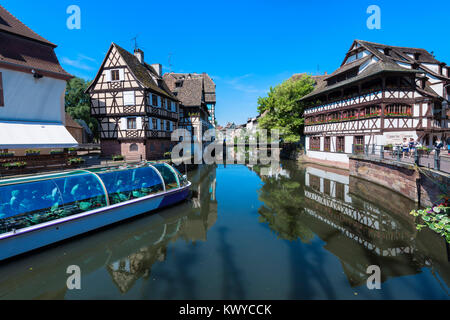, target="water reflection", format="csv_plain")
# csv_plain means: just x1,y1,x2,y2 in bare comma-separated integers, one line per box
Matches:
0,165,218,299
252,161,450,292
